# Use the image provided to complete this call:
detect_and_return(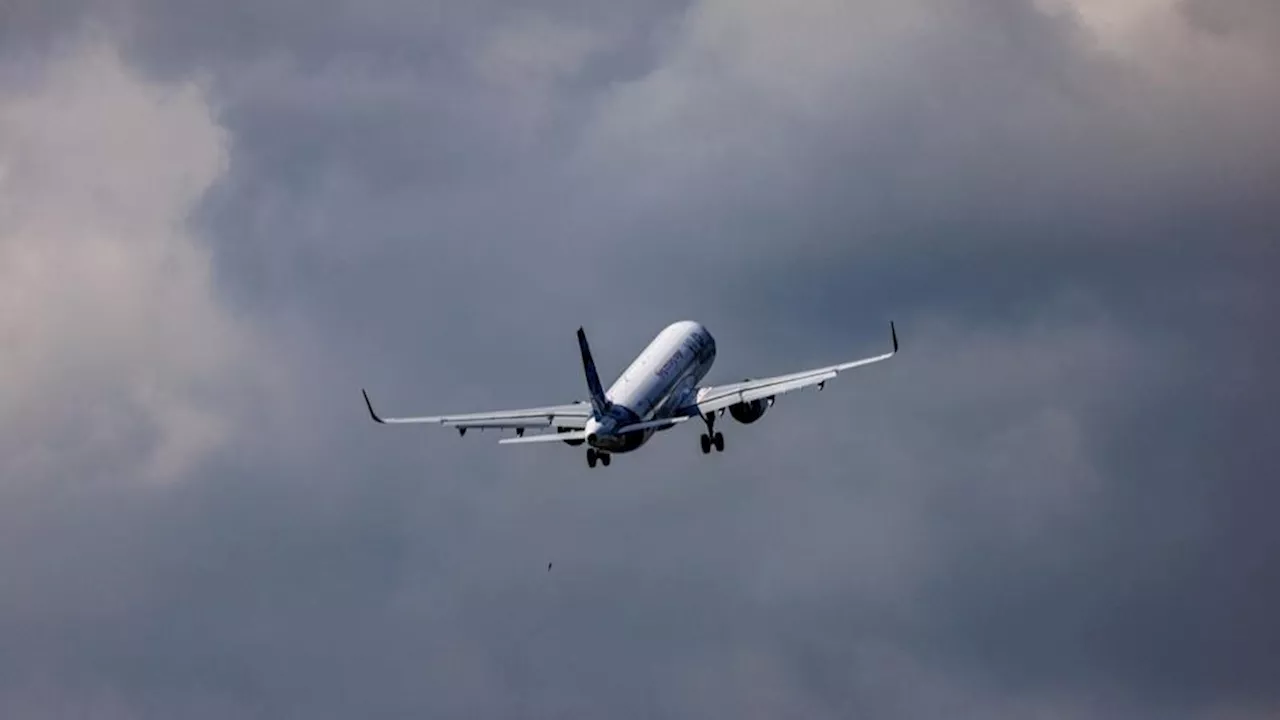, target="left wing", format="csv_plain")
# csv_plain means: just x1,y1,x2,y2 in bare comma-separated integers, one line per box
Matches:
677,322,898,418
362,390,594,433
